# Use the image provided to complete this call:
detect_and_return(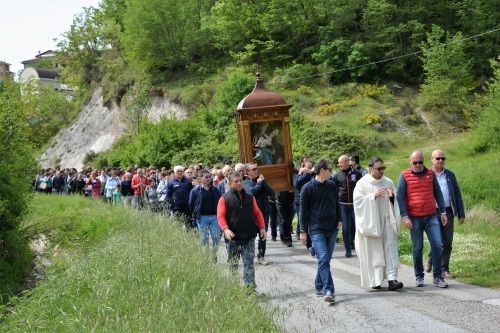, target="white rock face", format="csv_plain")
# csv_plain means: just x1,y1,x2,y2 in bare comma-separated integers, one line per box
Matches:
39,87,186,171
